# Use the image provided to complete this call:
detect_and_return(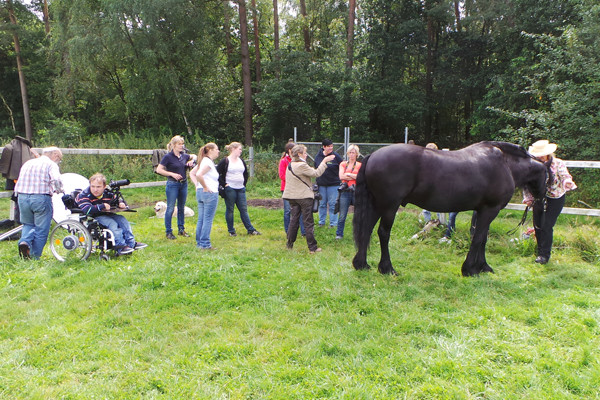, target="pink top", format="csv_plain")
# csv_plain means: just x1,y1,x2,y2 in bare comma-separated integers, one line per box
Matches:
278,154,291,192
